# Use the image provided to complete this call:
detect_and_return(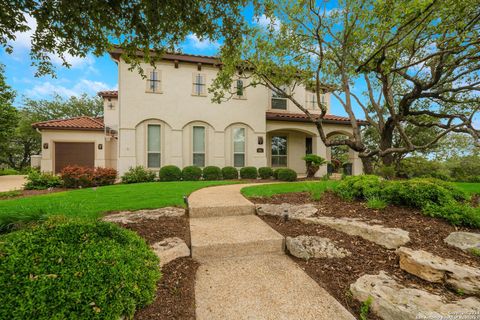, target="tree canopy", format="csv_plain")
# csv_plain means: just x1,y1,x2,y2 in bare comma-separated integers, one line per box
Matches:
1,0,250,76
213,0,480,171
